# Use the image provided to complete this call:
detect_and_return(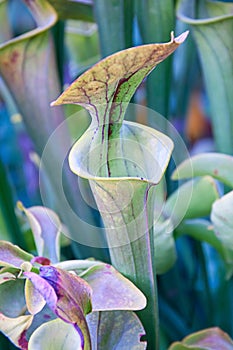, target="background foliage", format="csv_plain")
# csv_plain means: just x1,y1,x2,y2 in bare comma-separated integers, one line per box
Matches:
0,0,233,349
